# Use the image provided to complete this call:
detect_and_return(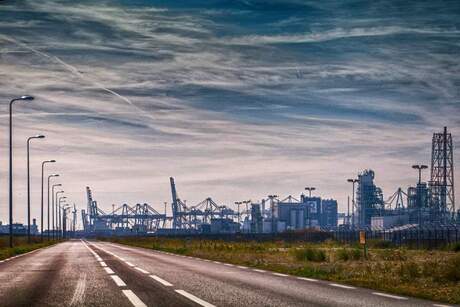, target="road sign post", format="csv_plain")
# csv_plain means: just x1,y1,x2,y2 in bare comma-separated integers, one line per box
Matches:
359,231,367,259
